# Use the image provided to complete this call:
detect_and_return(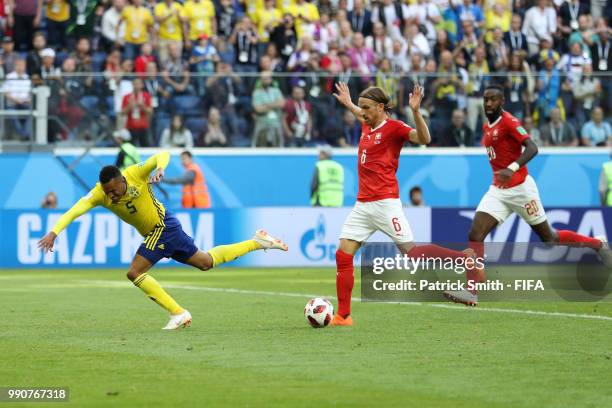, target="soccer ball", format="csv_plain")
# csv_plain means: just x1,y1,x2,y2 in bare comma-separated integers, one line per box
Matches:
304,298,334,328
